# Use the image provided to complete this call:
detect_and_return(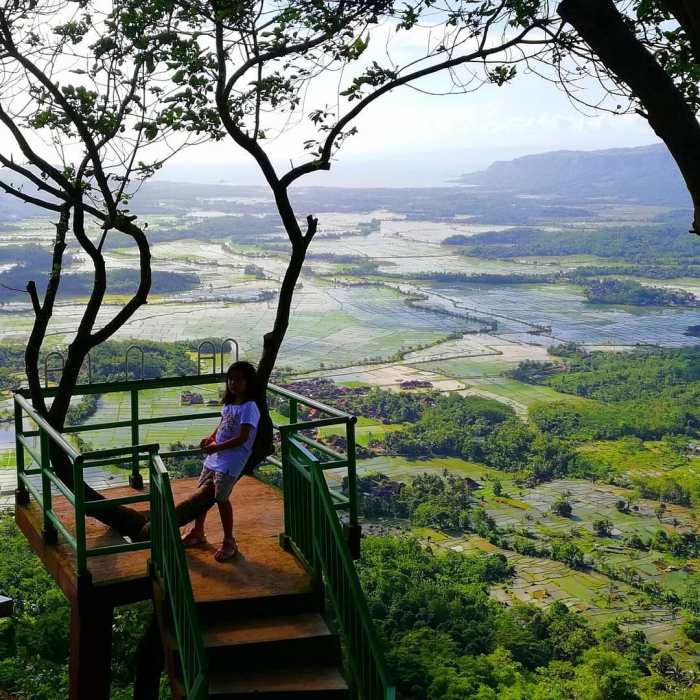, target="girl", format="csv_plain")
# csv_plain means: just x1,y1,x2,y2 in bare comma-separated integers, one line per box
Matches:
182,361,261,562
